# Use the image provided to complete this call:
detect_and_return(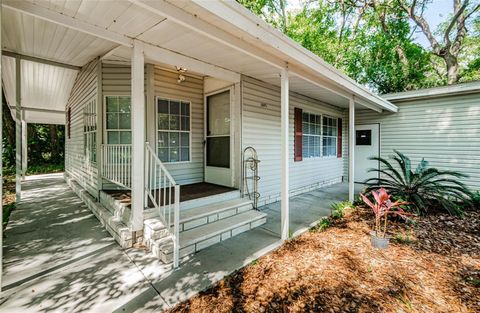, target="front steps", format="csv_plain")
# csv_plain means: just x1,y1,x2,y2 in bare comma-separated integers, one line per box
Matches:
144,197,267,263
